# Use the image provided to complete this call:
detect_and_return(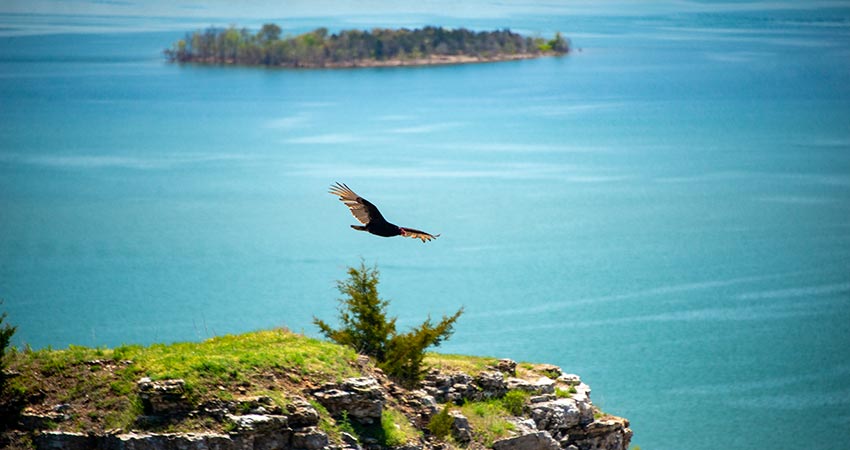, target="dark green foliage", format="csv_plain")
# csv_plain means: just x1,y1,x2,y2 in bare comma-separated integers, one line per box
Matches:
501,390,529,416
314,263,395,361
427,405,453,439
257,23,282,43
380,310,464,386
165,25,569,67
548,32,569,53
337,411,356,436
314,262,463,386
0,301,18,393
